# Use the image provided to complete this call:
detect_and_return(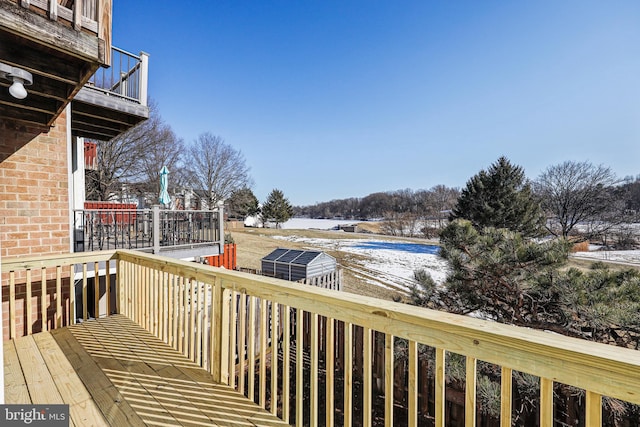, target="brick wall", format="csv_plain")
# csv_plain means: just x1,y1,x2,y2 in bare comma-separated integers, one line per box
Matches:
0,111,71,258
1,112,72,339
